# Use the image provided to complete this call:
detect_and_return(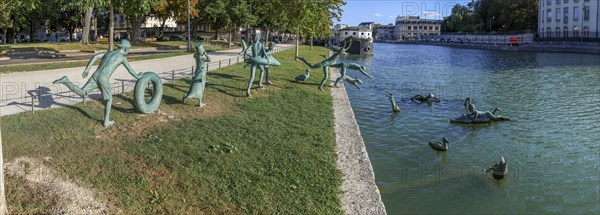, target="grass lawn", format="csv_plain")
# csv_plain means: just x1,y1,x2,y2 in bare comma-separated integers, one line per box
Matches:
1,46,343,214
0,40,239,56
